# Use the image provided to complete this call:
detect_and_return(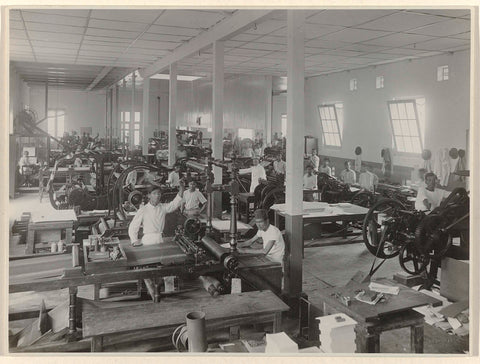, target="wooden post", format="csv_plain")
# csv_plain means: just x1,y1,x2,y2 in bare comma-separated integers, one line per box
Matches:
142,77,150,154
212,40,224,217
130,71,136,150
411,324,424,353
283,10,305,302
265,75,273,145
168,63,177,166
68,286,78,334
